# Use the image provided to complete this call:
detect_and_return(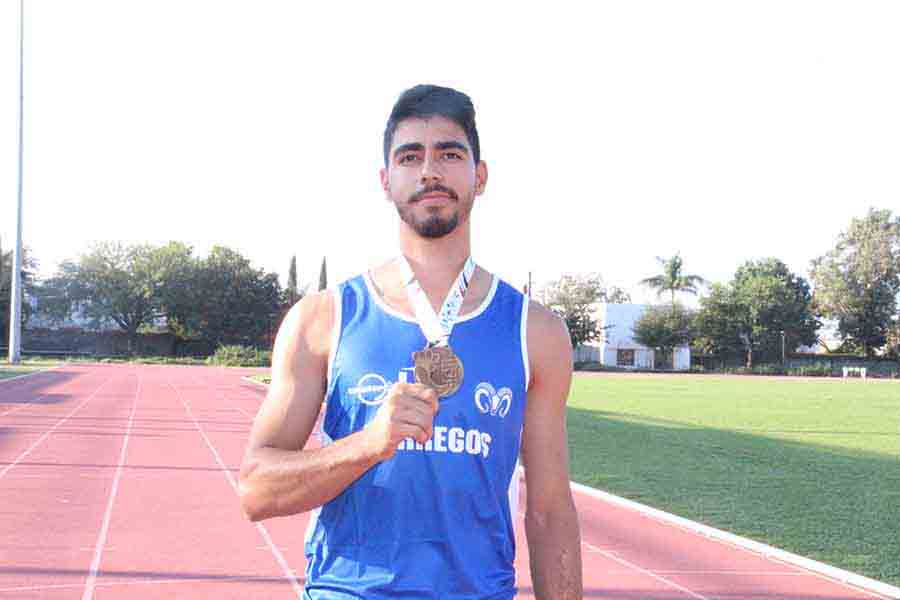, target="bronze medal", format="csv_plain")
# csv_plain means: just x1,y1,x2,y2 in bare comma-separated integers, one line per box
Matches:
412,345,464,398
